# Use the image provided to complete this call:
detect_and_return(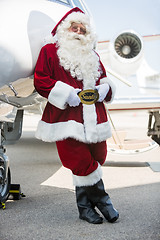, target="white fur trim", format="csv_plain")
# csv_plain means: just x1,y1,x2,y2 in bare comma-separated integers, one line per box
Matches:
35,120,85,142
97,121,112,140
48,81,73,110
63,12,90,30
35,120,111,143
72,163,102,187
100,77,116,103
58,11,91,36
83,104,98,143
